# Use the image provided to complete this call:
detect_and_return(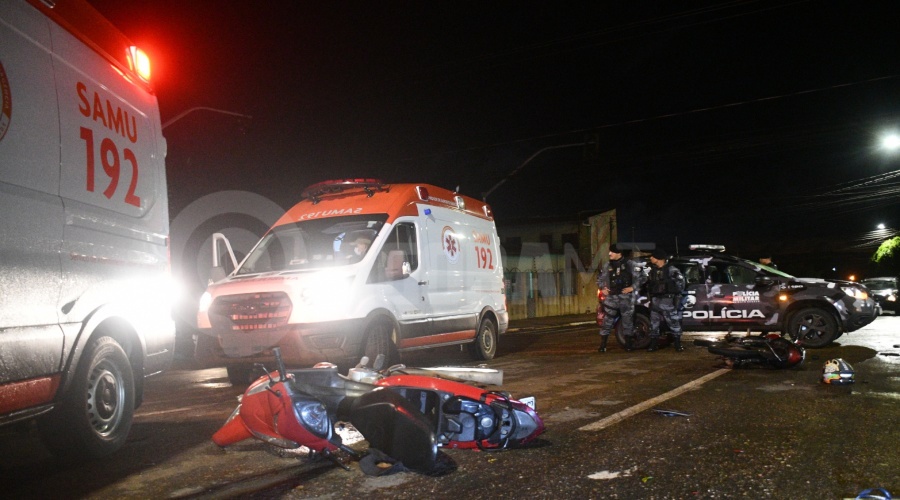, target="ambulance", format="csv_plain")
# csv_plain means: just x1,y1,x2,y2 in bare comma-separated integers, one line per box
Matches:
196,179,508,384
0,1,174,457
